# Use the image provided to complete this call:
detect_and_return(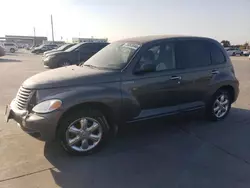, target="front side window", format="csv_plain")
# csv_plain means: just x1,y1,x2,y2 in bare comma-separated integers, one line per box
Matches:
83,42,140,70
135,42,175,73
80,44,106,53
175,40,211,69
